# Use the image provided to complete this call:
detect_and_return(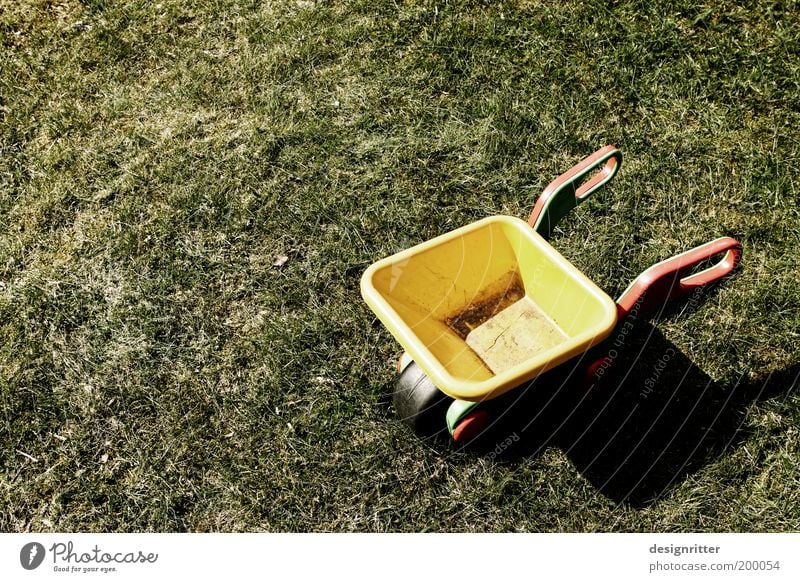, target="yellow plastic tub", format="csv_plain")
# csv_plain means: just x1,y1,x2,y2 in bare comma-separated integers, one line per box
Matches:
361,216,618,401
